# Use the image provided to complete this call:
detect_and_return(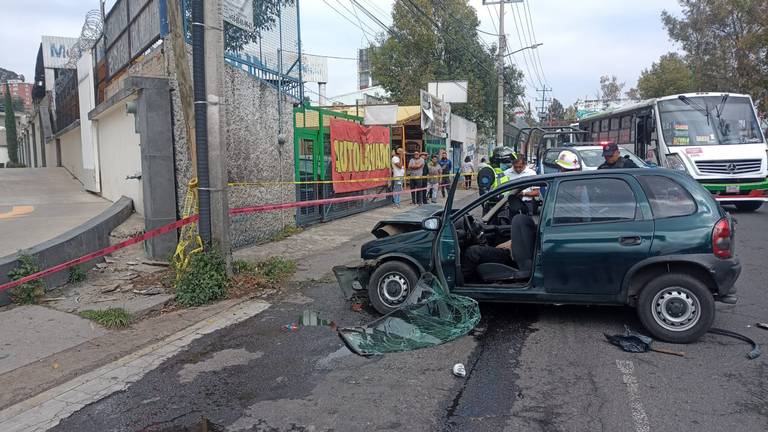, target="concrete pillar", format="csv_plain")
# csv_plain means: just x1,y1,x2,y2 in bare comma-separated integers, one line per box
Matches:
318,82,327,105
